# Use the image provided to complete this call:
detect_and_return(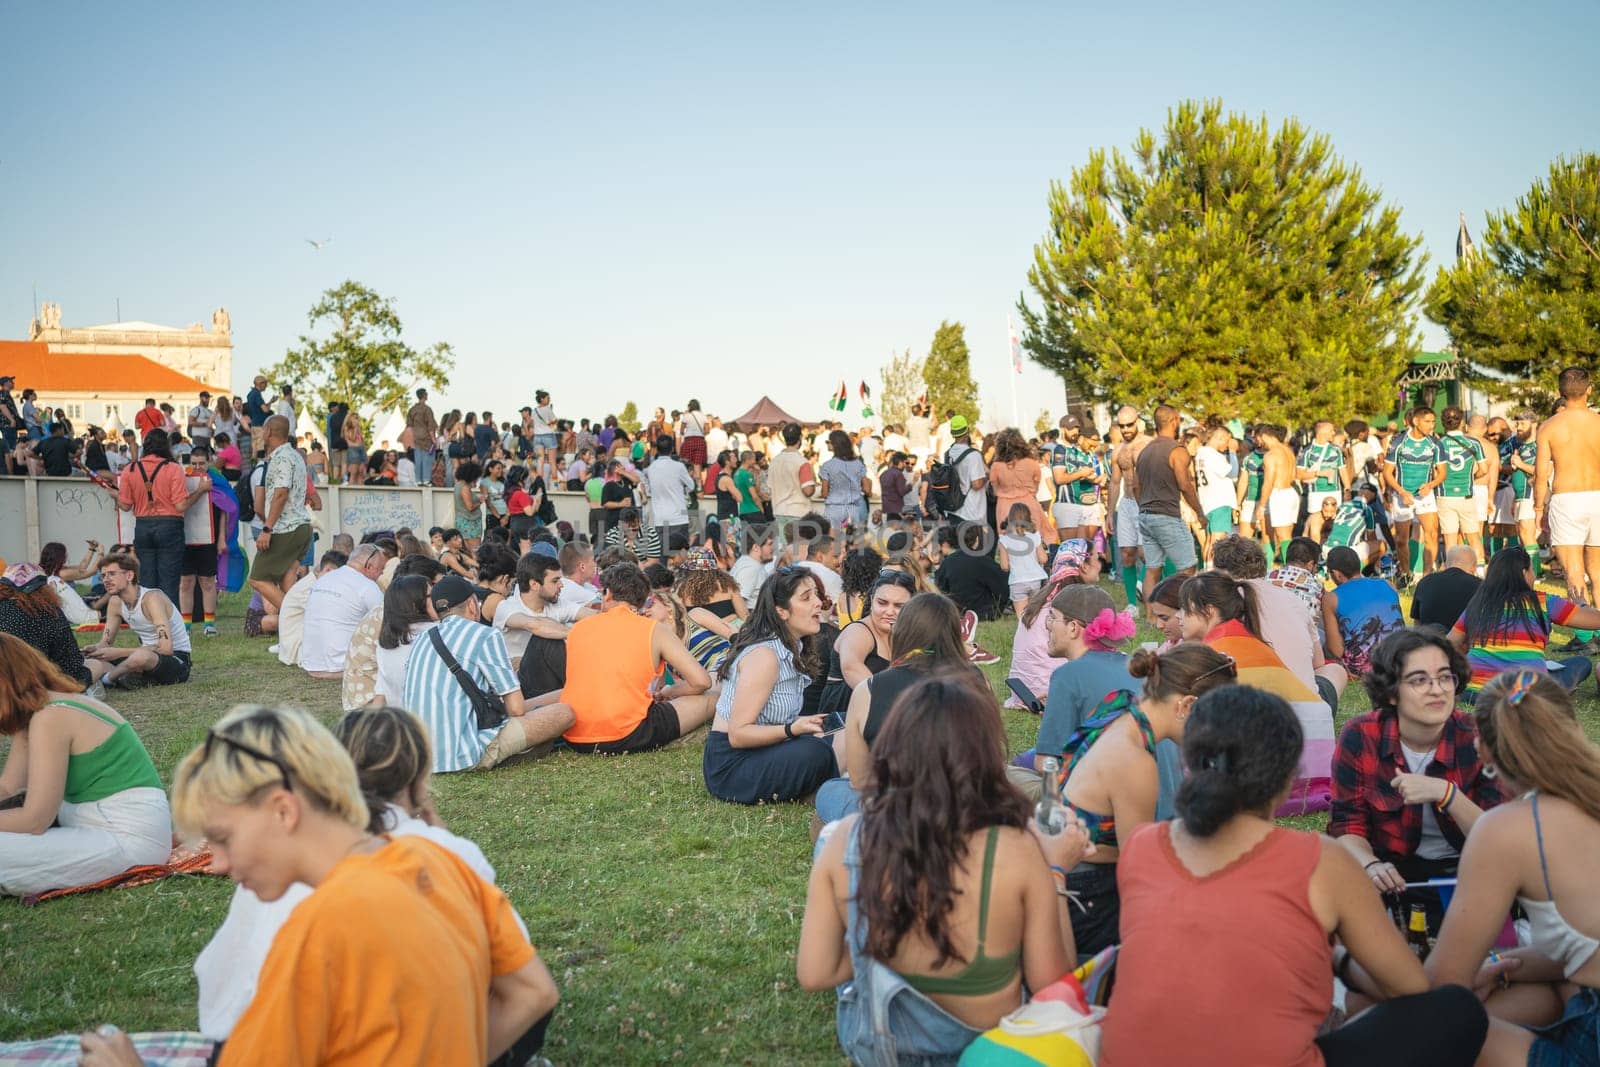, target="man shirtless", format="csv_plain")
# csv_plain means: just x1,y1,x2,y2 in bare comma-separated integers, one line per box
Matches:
1105,405,1151,612
1535,367,1600,604
1256,424,1299,566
